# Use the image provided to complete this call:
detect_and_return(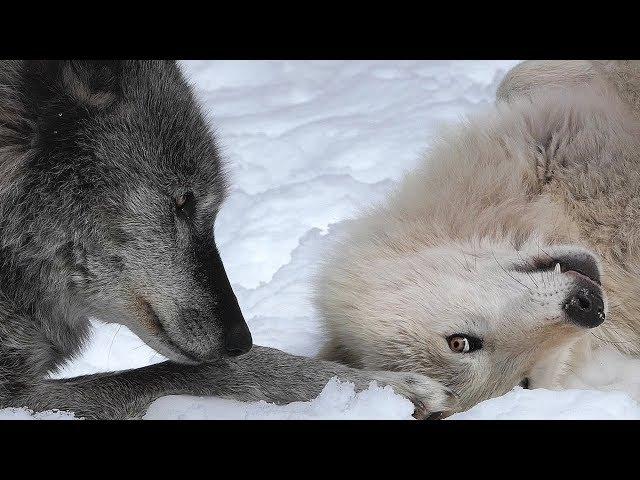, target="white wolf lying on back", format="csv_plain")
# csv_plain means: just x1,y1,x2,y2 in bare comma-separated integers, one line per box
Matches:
315,61,640,415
